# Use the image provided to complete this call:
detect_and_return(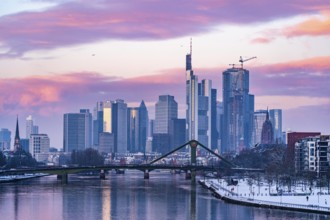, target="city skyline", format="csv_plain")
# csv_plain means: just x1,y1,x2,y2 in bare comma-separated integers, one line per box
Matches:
0,0,329,148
